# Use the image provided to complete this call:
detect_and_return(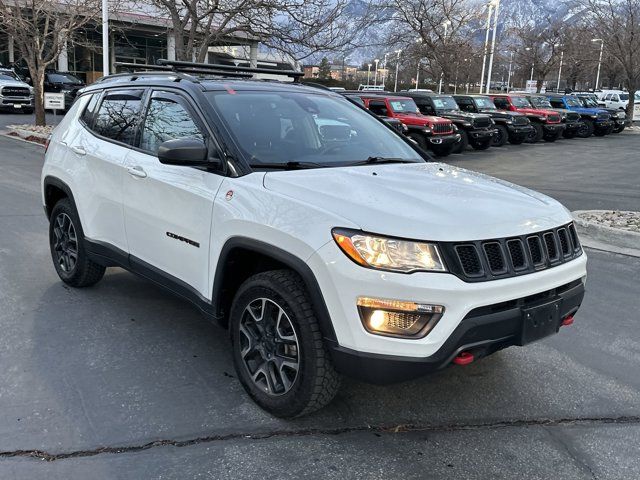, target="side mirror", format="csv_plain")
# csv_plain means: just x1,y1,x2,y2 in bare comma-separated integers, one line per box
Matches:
158,137,213,167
